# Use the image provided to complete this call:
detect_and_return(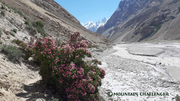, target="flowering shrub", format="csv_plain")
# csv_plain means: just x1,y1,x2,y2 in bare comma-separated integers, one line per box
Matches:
23,32,105,101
